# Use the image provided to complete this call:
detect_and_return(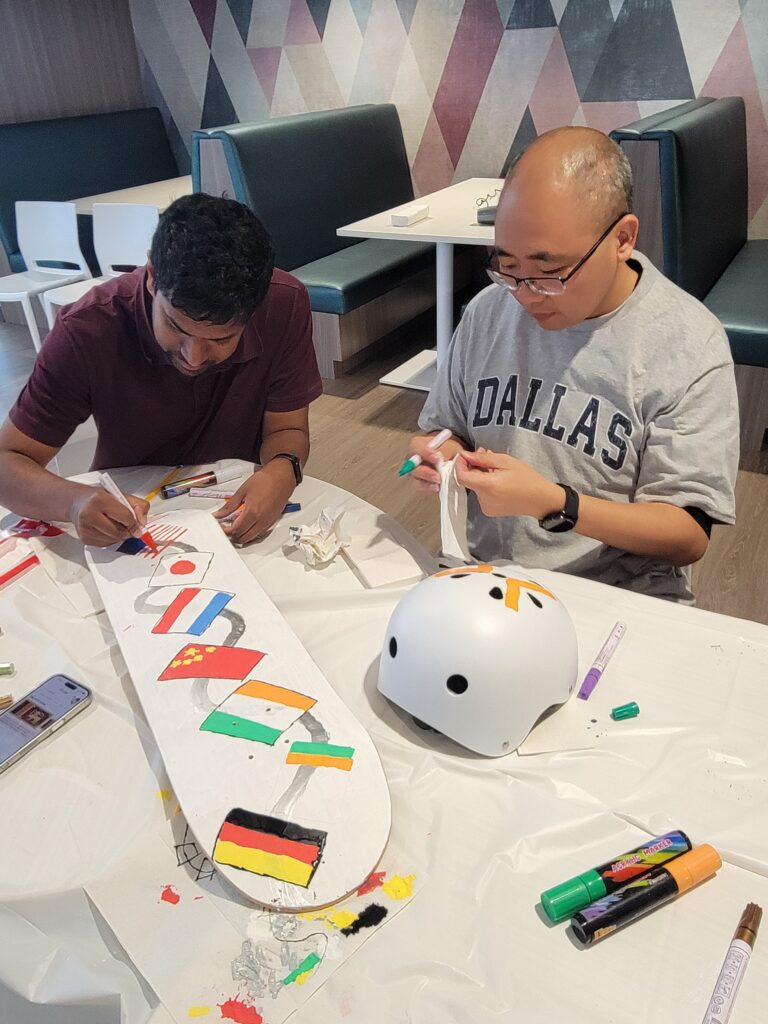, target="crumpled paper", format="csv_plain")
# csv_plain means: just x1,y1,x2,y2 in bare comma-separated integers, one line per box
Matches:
288,507,350,567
